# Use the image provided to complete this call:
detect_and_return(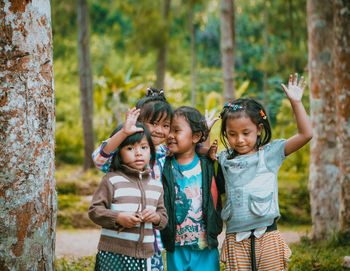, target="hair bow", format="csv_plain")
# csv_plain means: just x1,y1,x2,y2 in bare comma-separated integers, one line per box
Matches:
224,102,243,111
260,109,267,120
